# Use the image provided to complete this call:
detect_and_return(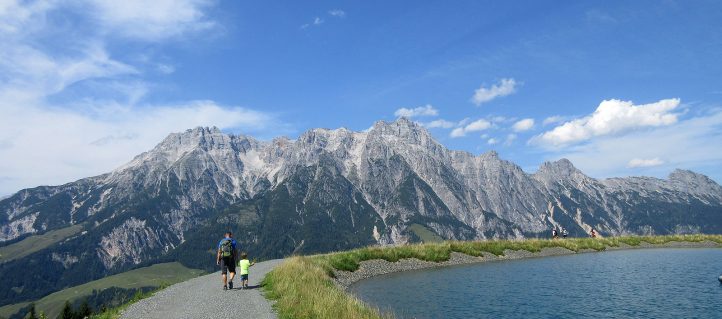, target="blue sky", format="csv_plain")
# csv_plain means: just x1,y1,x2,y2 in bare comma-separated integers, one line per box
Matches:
1,0,722,195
